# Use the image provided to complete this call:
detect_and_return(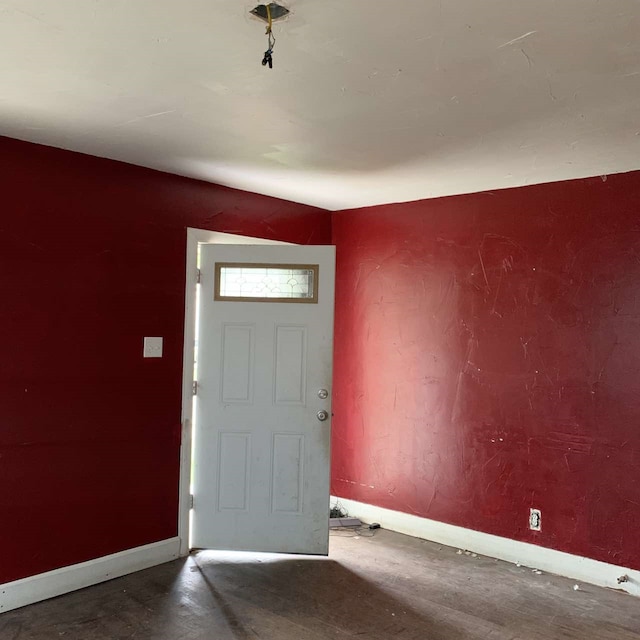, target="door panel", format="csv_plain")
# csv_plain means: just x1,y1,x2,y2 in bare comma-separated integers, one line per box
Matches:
220,324,254,403
191,244,335,554
274,326,307,405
